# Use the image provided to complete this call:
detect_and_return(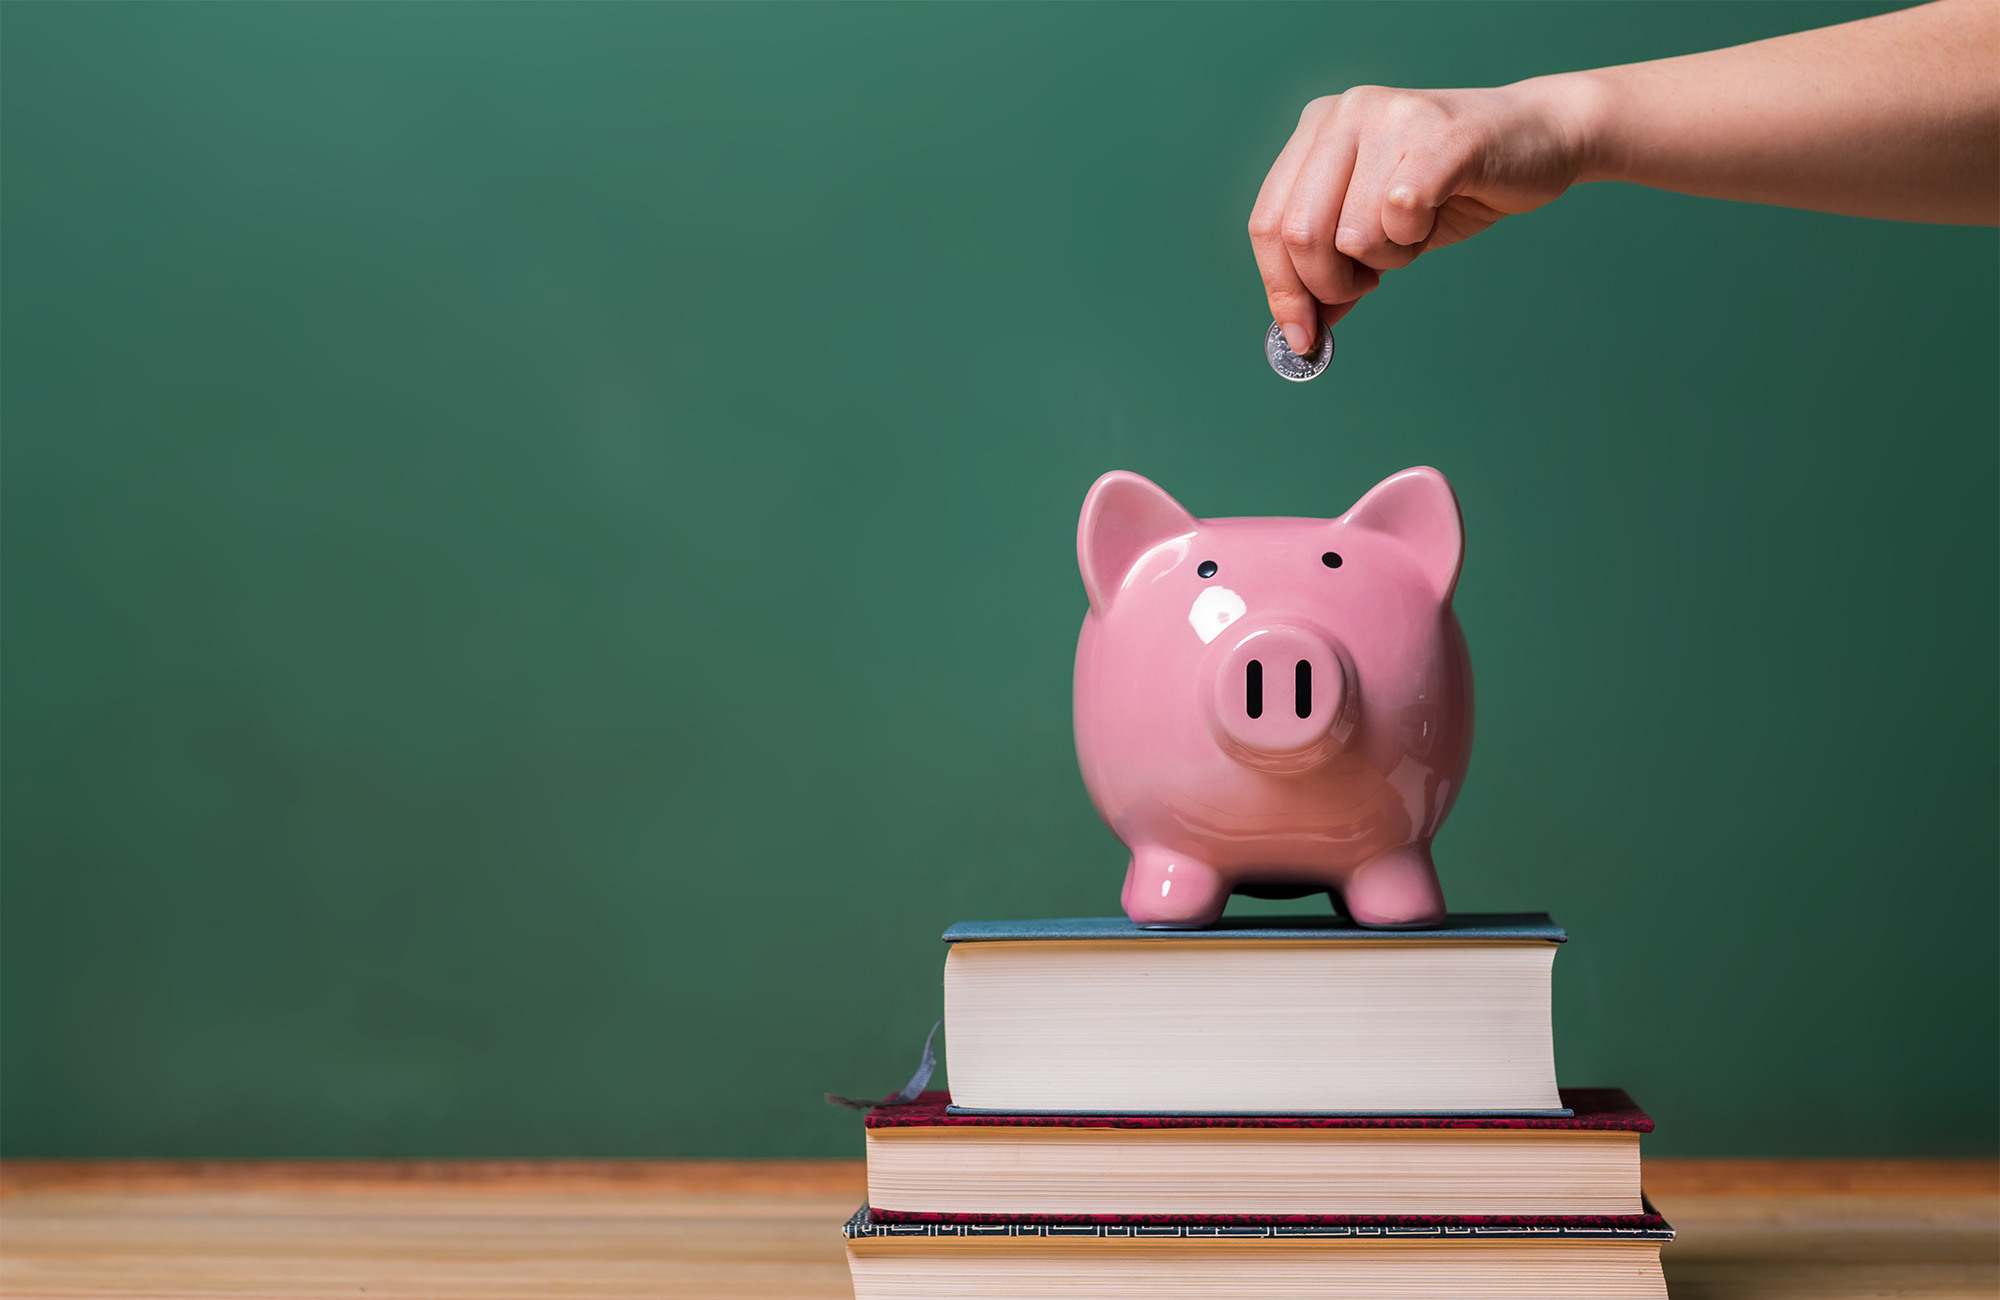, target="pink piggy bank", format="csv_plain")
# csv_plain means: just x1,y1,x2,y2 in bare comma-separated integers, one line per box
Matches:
1073,467,1472,929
